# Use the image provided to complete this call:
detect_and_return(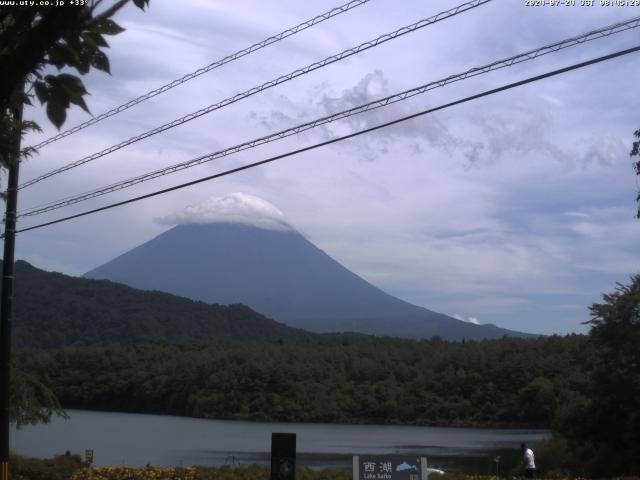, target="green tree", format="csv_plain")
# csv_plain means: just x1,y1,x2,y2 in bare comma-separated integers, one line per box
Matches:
9,366,67,428
0,0,149,425
516,376,555,426
1,0,150,170
632,129,640,217
556,276,640,476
